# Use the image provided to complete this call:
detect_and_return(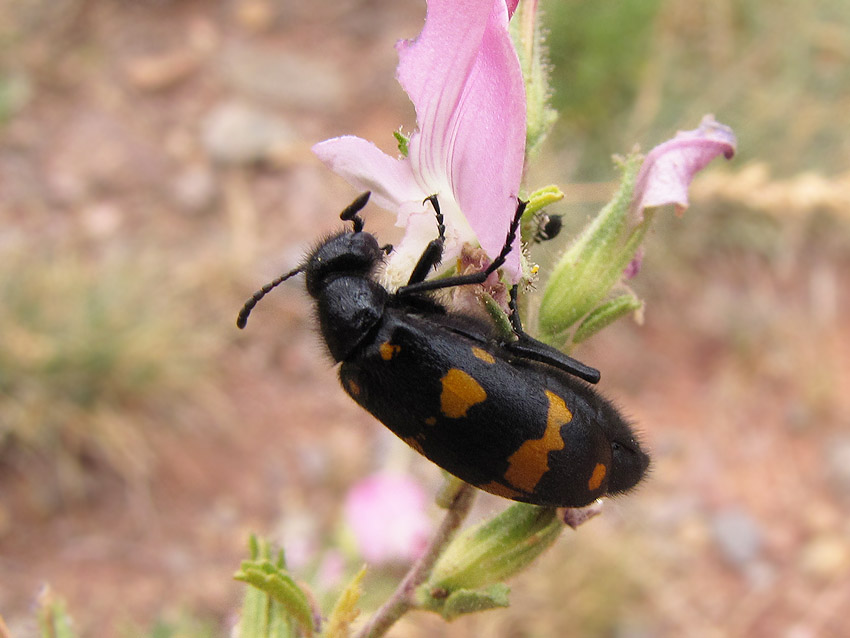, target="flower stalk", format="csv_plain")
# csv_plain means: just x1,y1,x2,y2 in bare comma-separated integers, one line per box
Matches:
355,483,477,638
